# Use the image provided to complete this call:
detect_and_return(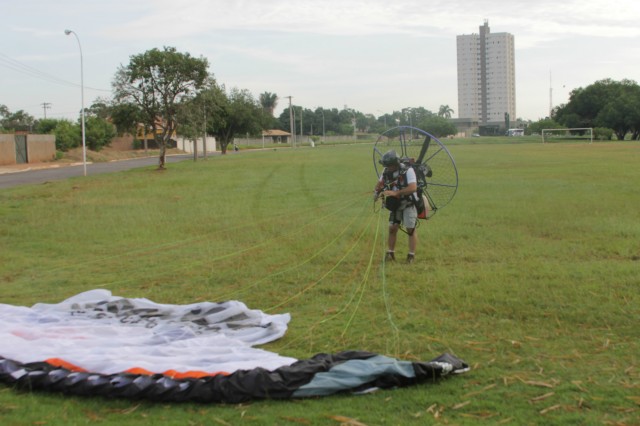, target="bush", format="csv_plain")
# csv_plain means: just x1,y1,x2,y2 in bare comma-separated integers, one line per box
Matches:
594,127,614,140
53,120,81,151
85,116,116,151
